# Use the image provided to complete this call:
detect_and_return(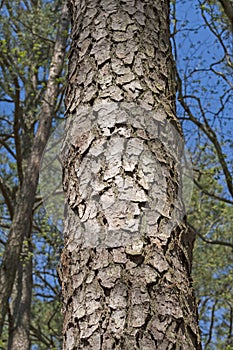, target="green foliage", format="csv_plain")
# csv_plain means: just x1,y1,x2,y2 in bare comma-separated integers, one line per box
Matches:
0,0,66,122
31,296,62,349
188,147,233,348
30,208,63,348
